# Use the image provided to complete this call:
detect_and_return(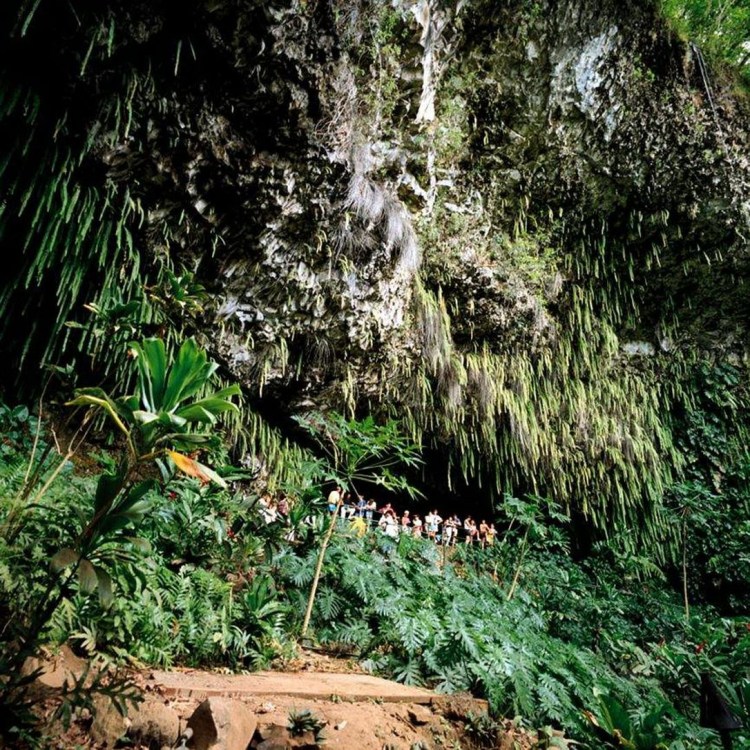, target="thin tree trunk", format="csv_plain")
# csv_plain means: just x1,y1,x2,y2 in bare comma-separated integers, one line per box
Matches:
682,512,690,622
23,387,47,488
507,526,529,601
301,495,342,638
